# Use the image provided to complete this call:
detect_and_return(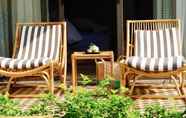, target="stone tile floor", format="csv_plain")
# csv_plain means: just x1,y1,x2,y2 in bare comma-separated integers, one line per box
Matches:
0,63,186,112
0,78,185,112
